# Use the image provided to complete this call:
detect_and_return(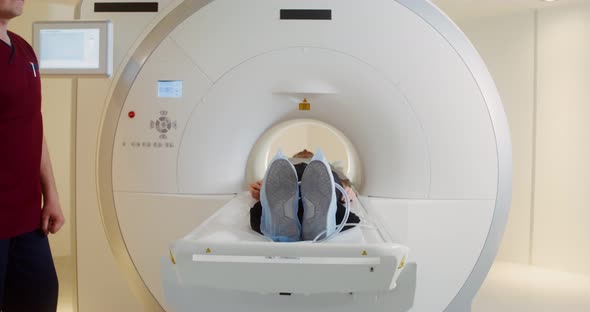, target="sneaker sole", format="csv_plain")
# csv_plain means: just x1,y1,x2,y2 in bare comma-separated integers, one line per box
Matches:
301,160,335,241
263,158,300,242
